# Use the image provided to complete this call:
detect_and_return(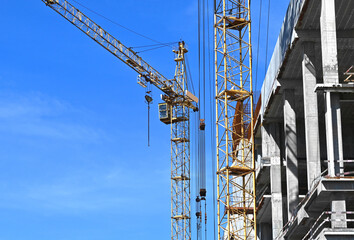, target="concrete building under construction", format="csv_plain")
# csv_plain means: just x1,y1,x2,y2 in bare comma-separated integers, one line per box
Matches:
254,0,354,239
